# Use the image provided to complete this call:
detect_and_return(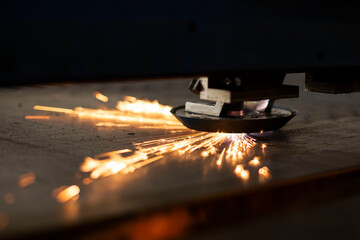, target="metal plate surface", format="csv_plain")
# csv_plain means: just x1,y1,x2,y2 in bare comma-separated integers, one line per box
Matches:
1,75,360,239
